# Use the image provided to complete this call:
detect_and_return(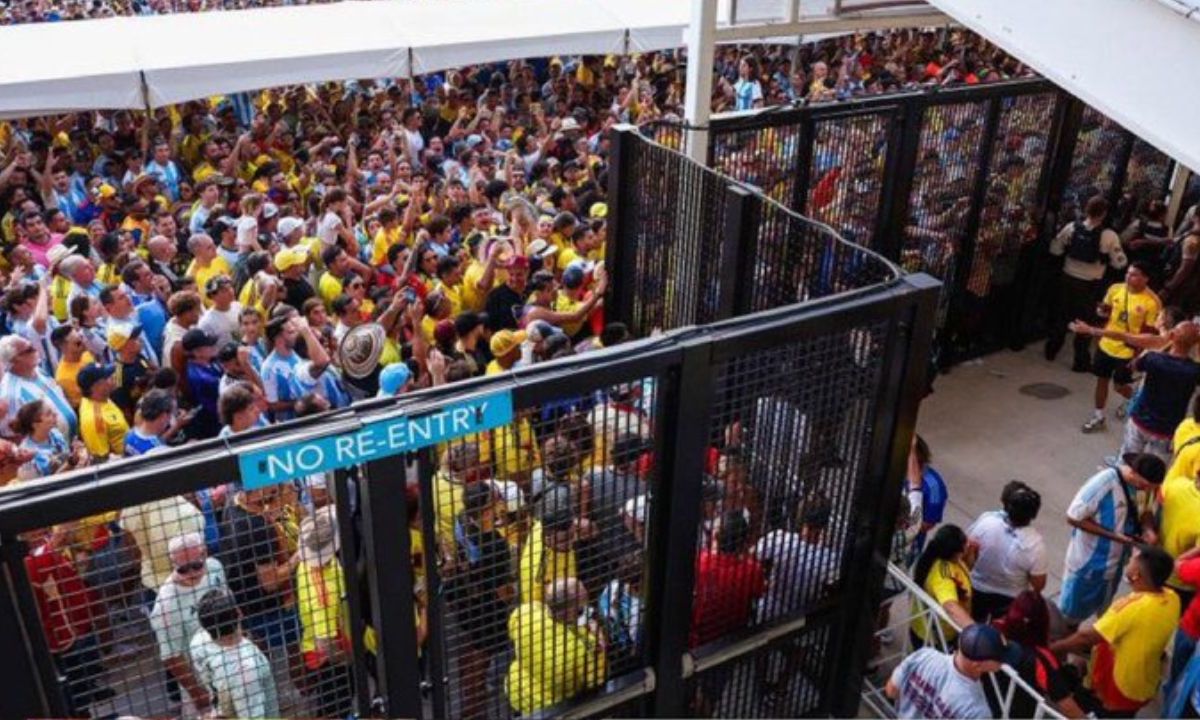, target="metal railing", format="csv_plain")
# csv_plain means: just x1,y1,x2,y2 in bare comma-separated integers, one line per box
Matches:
860,563,1065,720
